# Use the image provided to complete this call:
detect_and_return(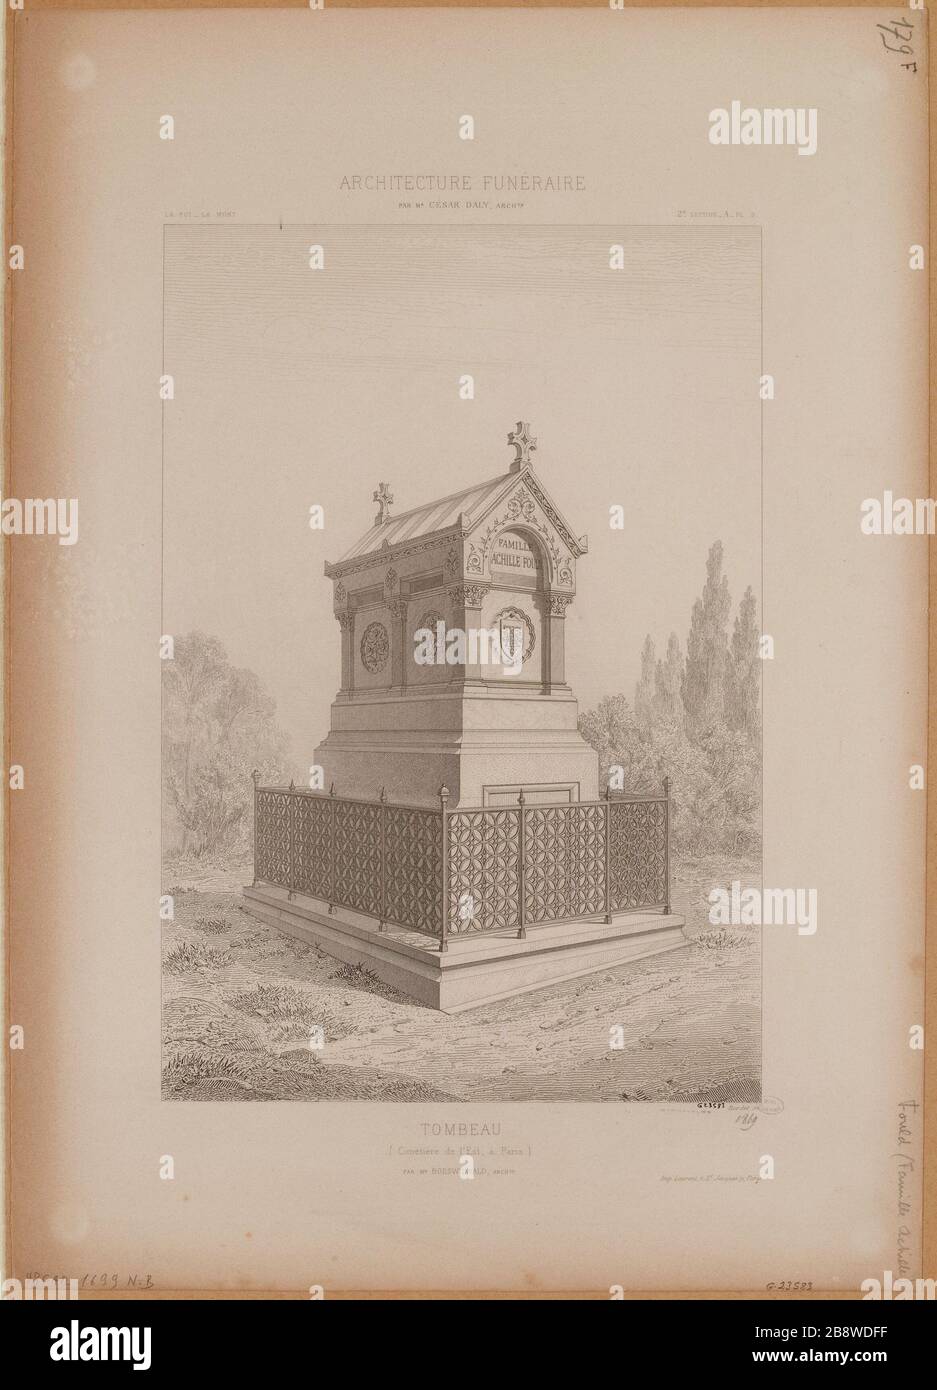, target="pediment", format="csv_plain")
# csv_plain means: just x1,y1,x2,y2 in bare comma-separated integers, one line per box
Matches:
462,467,586,590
